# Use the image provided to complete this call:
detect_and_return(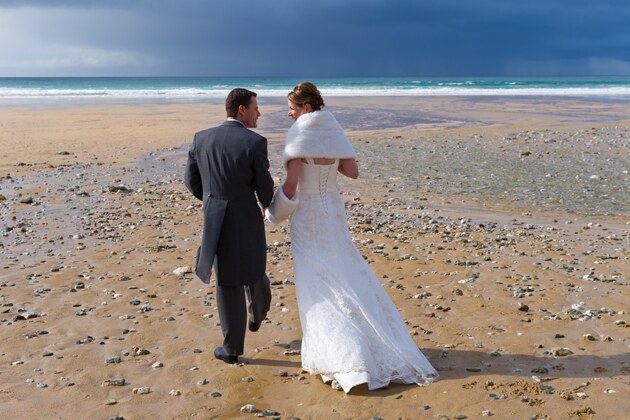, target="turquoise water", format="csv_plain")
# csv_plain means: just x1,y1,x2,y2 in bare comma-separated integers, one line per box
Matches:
2,76,630,99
